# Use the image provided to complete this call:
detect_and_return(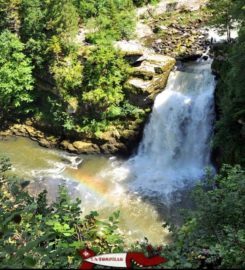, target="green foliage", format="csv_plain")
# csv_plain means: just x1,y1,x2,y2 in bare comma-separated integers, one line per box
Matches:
20,0,46,41
82,46,131,118
73,0,98,19
50,52,83,99
10,0,138,136
0,156,11,174
162,165,245,269
208,0,245,40
0,0,21,33
0,30,34,121
20,0,79,42
213,26,245,167
132,0,159,7
0,159,124,269
83,0,136,44
208,0,245,166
